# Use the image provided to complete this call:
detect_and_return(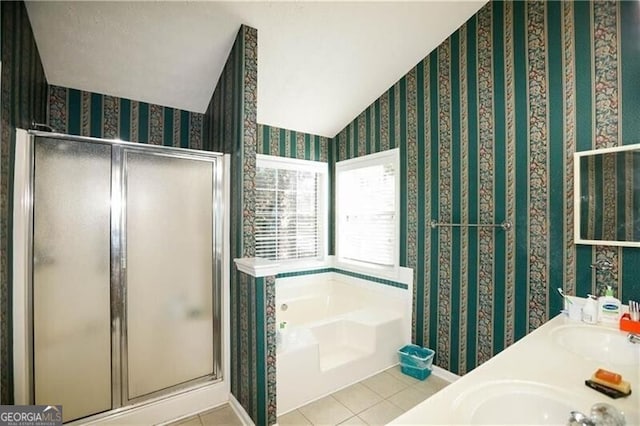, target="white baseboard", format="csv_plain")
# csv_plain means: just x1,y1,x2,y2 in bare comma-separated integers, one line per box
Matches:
431,365,461,383
229,394,255,426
